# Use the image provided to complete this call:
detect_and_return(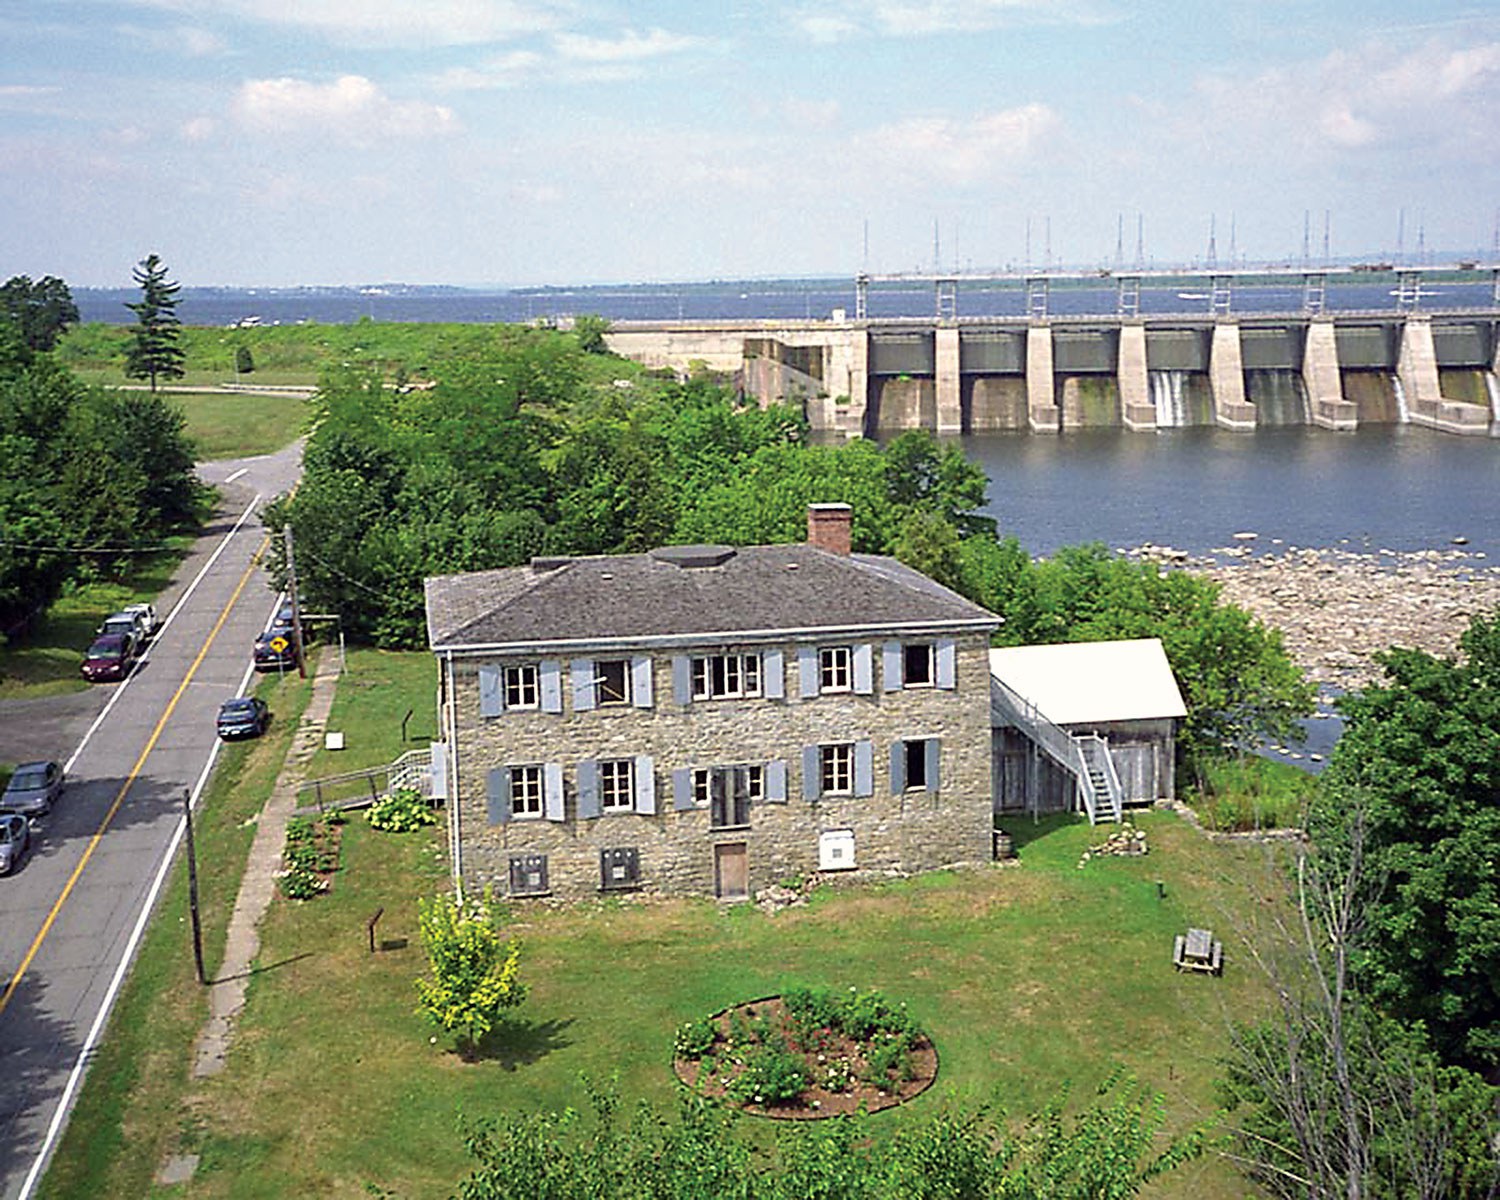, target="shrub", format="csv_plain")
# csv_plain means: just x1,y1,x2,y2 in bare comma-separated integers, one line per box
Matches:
864,1031,915,1093
841,988,913,1042
724,1047,808,1106
369,787,438,833
674,1018,718,1061
783,985,843,1042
